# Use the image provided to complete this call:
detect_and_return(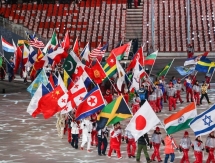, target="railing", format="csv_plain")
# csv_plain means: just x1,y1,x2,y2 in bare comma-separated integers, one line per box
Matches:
0,16,48,44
